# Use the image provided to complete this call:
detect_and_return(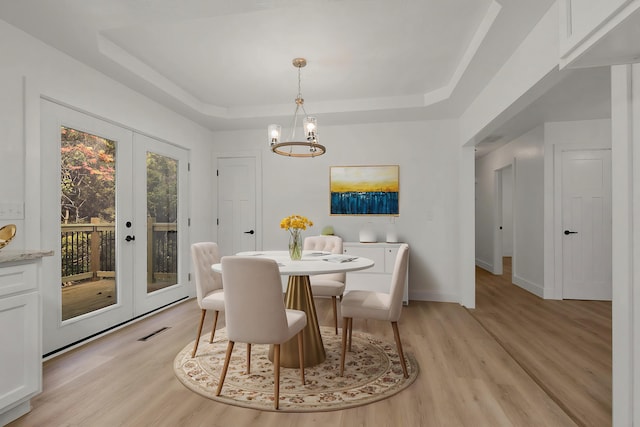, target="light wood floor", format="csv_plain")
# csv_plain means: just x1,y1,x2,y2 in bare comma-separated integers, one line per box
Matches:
469,258,611,427
9,262,611,427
